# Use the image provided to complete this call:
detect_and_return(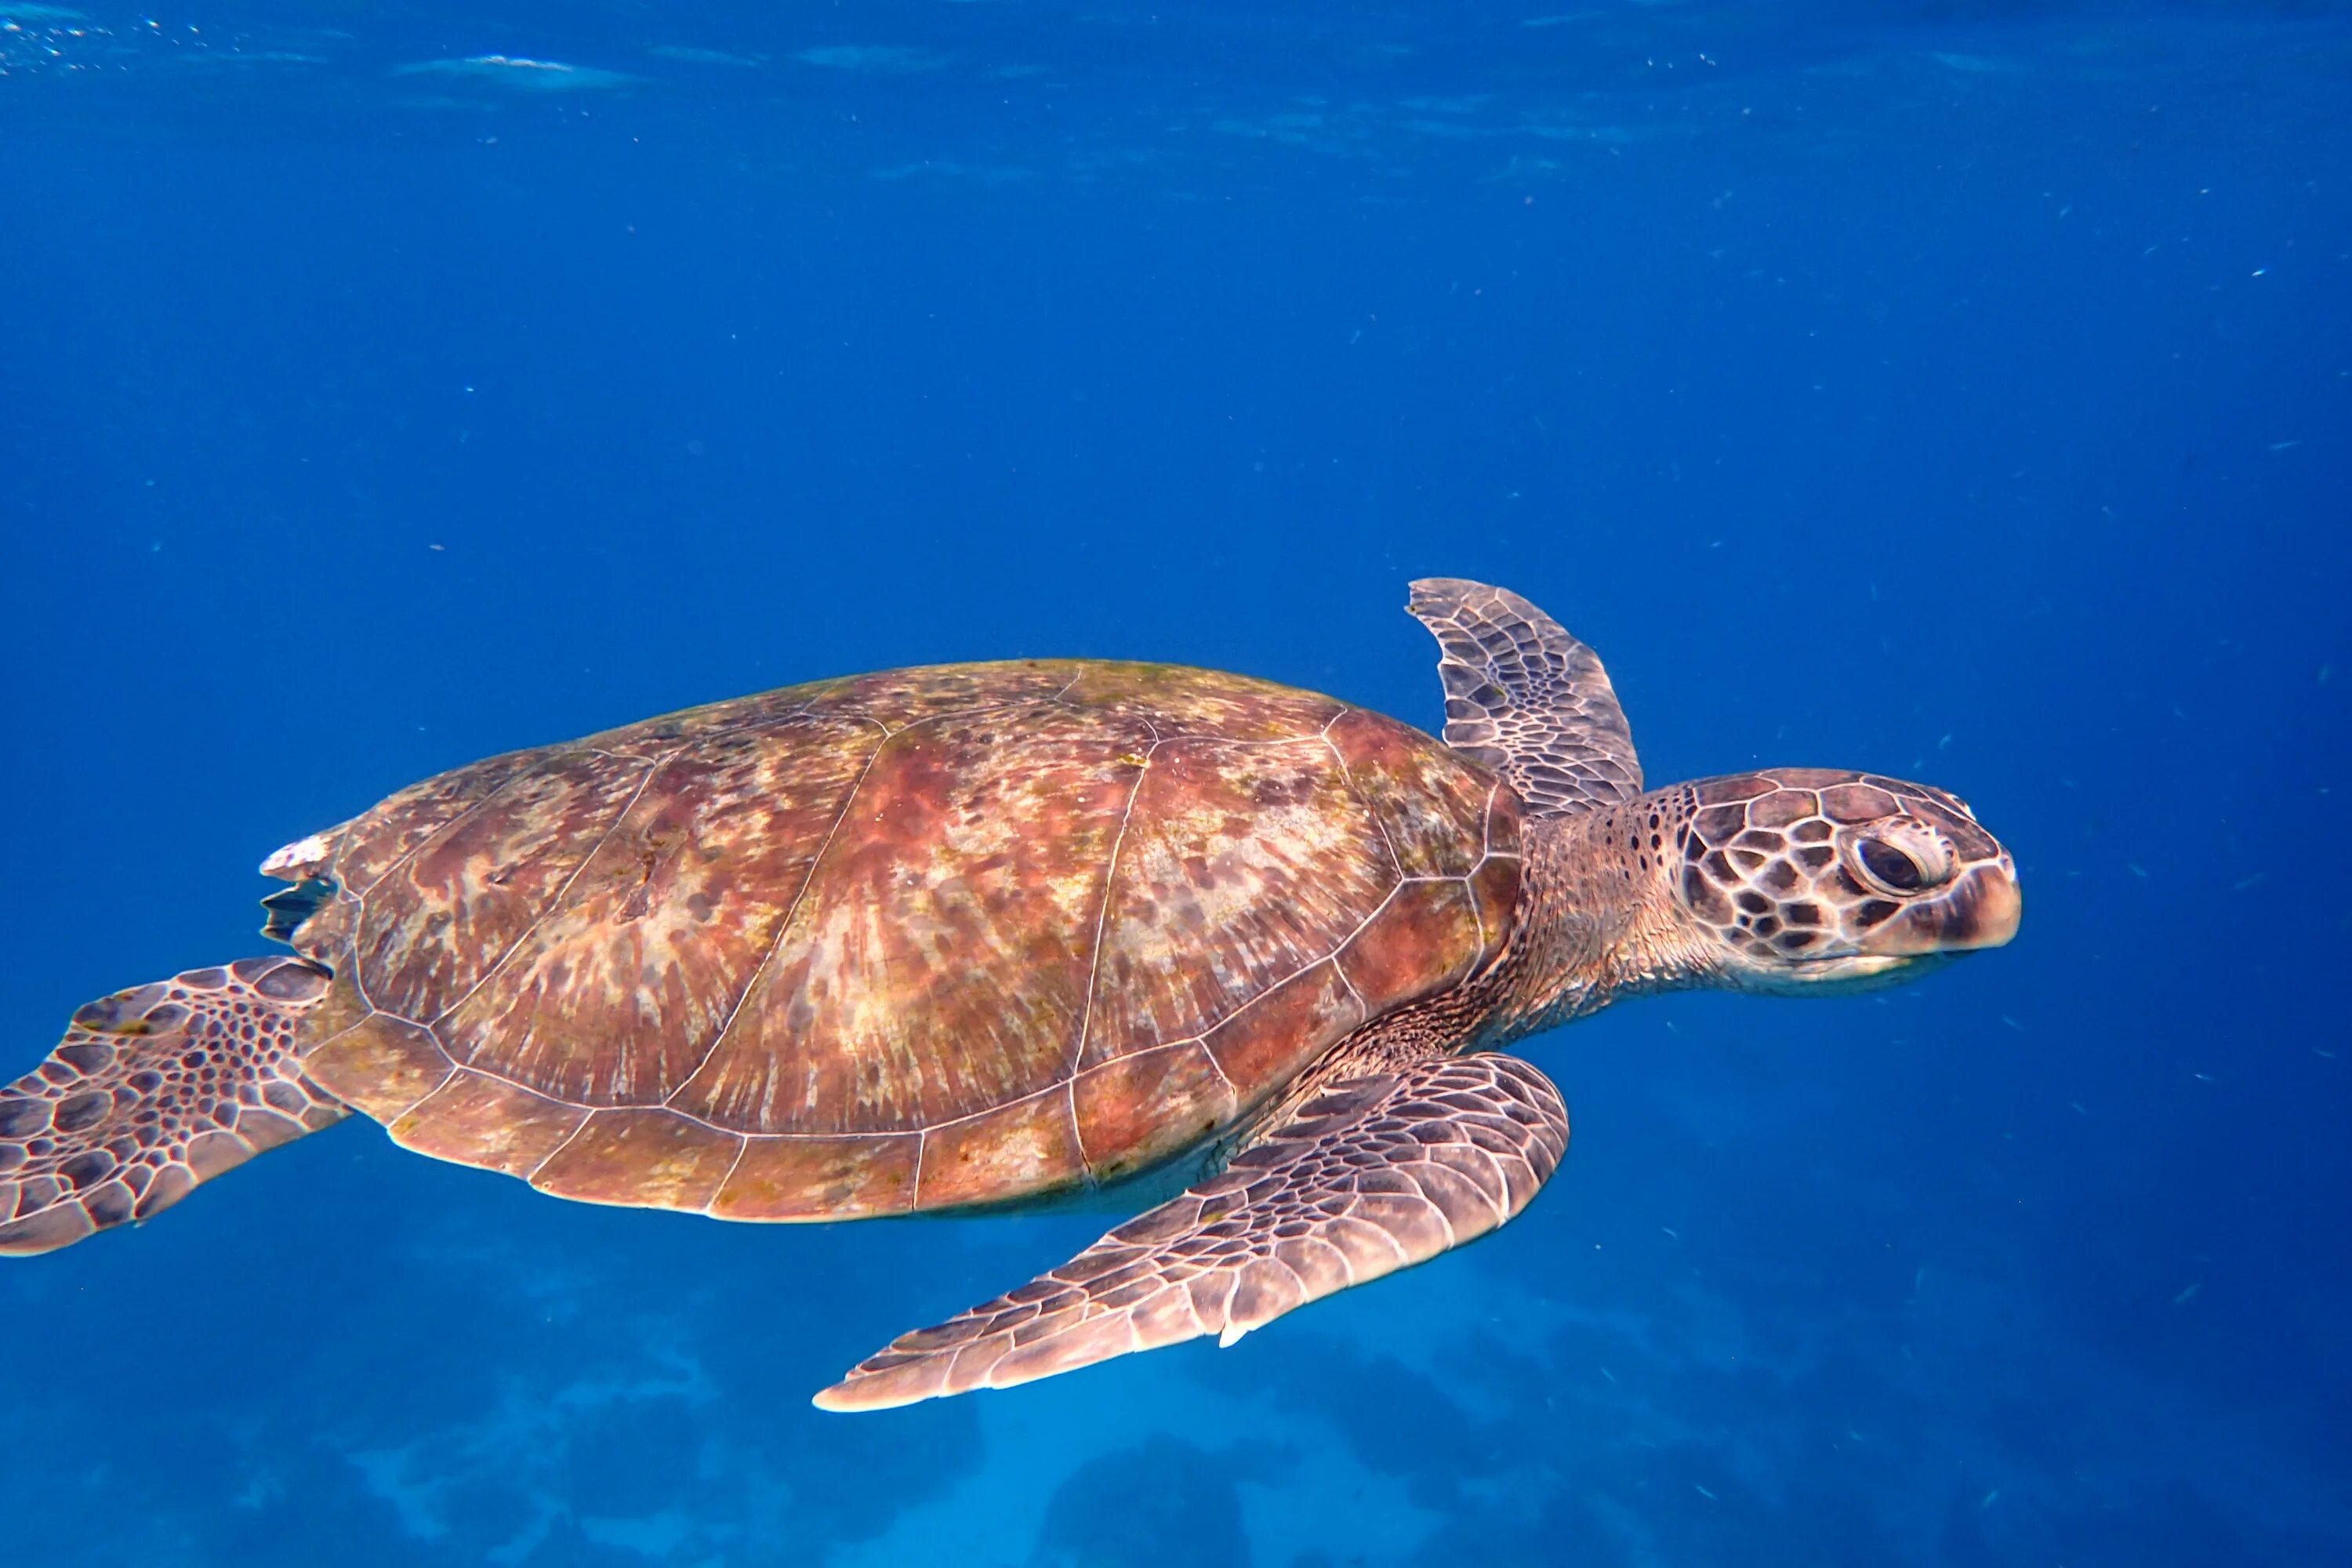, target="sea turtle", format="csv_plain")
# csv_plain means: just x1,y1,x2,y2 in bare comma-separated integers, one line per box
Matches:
0,580,2019,1410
